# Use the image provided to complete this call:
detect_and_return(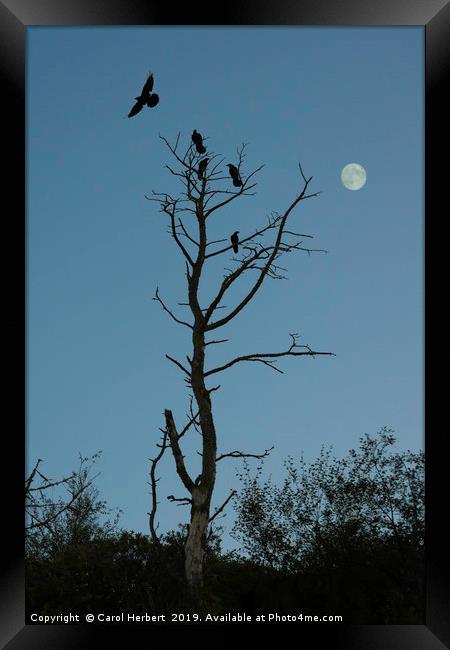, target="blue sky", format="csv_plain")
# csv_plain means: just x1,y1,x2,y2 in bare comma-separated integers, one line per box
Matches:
27,27,423,547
